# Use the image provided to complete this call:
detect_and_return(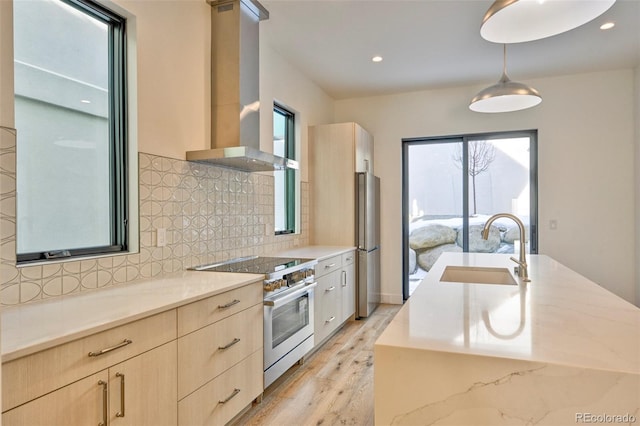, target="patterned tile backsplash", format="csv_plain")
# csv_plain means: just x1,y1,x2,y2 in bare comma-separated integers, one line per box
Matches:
0,145,309,306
